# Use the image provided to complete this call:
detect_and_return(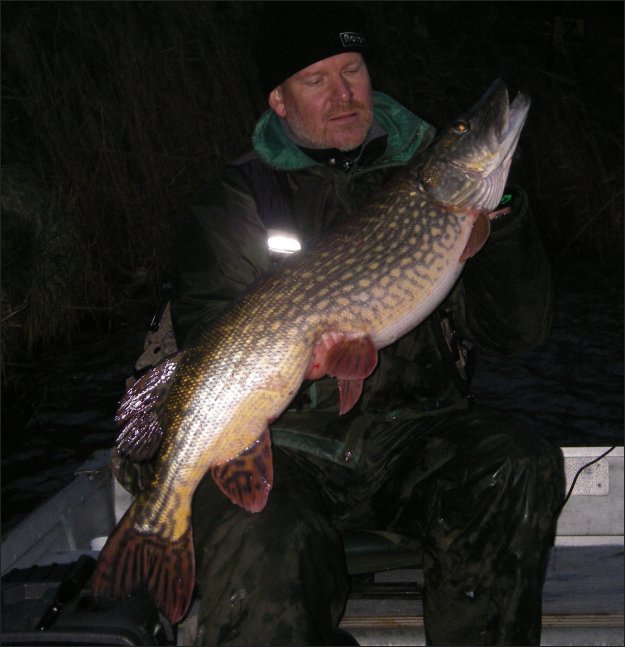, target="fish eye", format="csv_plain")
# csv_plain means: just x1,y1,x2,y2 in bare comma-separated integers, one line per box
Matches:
453,120,470,134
